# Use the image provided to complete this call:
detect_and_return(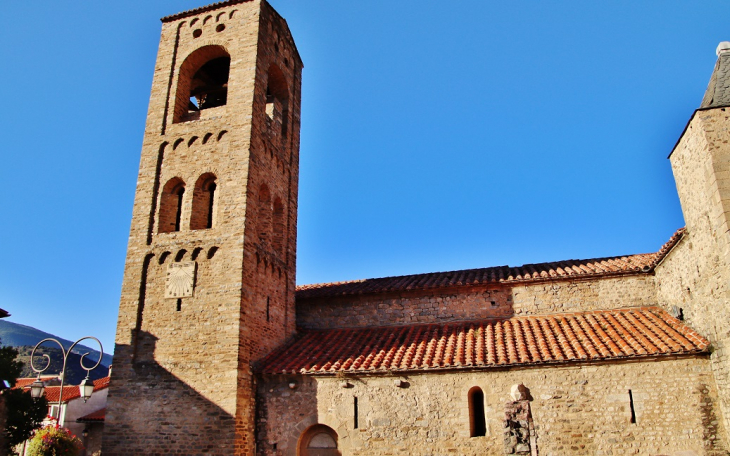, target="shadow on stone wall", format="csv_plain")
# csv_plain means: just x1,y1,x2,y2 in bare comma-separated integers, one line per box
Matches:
103,331,236,455
256,375,325,455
